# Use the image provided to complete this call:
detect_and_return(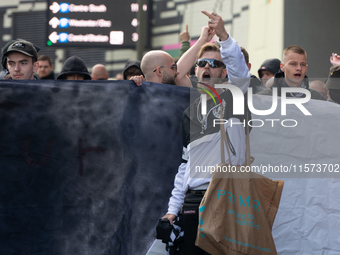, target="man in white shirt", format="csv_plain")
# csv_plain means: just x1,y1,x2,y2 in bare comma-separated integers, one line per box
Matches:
162,10,250,254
